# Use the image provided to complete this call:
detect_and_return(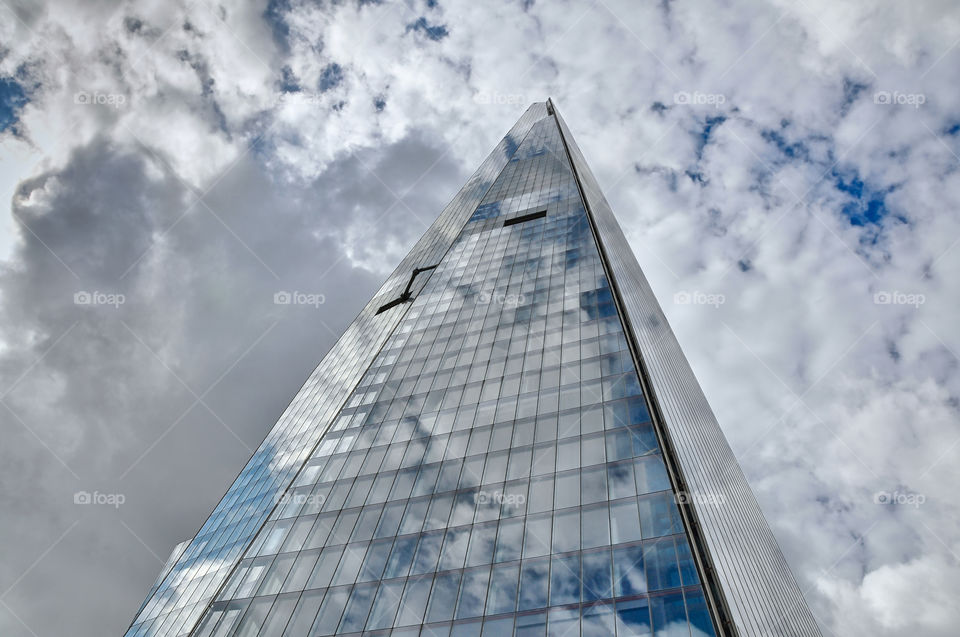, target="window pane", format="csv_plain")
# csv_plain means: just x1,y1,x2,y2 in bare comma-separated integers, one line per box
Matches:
685,589,717,636
523,513,552,558
309,586,349,636
455,567,491,619
494,518,524,563
439,526,471,570
613,545,647,597
282,549,321,593
581,503,610,549
615,597,652,636
554,470,580,509
552,508,580,553
635,455,671,494
332,542,366,585
281,589,323,636
486,563,519,615
426,571,461,622
644,538,681,591
549,554,581,606
581,603,615,637
233,597,272,637
337,582,377,633
410,530,444,575
518,558,549,611
307,546,344,589
515,611,547,637
607,461,636,500
395,575,433,627
260,594,298,637
580,466,607,505
581,549,612,601
610,498,643,544
365,579,404,630
383,535,417,579
357,538,393,583
650,592,687,637
547,606,579,637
